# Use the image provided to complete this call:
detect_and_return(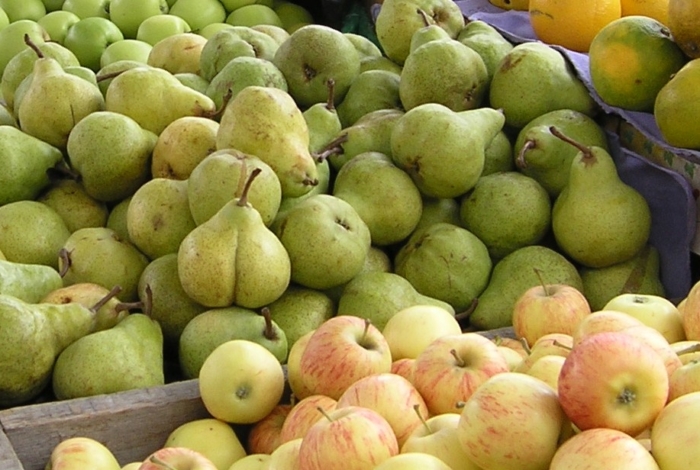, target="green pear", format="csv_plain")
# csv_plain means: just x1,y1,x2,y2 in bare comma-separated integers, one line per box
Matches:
272,24,361,107
0,294,99,407
266,285,335,349
323,245,394,304
95,60,150,97
0,125,63,206
409,10,452,54
126,178,197,260
391,104,505,198
18,51,105,149
0,258,63,303
460,172,552,259
104,66,216,135
273,194,372,290
489,42,597,129
177,168,292,308
67,111,158,203
146,32,207,75
581,245,665,312
199,26,280,81
275,157,331,216
215,85,318,198
551,128,651,268
106,196,132,243
336,271,455,331
411,197,462,238
333,151,423,246
482,130,515,176
138,253,207,347
514,109,609,198
174,72,210,94
58,227,150,302
336,69,401,128
469,245,584,330
344,32,382,60
178,306,288,379
359,55,403,75
187,148,282,227
37,178,109,233
52,313,165,400
0,19,50,77
456,19,514,83
394,222,492,312
205,55,288,109
400,38,488,112
151,116,219,180
251,24,290,46
303,78,342,154
0,200,71,269
0,103,16,127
